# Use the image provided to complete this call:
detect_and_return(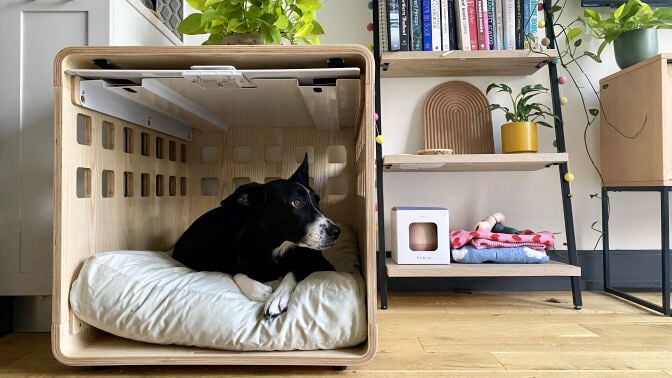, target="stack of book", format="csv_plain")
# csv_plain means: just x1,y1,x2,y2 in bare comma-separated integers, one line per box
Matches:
381,0,540,52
